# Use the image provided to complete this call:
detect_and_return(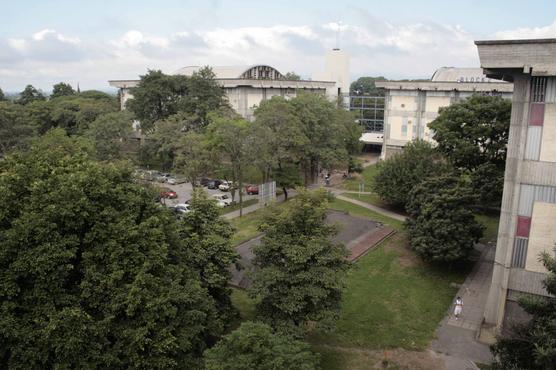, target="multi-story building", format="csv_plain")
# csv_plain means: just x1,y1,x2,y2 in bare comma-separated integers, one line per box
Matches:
109,49,350,123
376,68,513,159
476,38,556,331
